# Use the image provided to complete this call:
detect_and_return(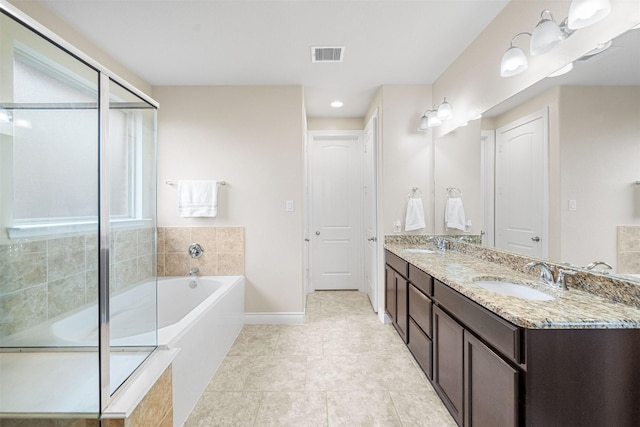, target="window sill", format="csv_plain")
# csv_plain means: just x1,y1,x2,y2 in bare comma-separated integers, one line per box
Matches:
7,218,153,239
